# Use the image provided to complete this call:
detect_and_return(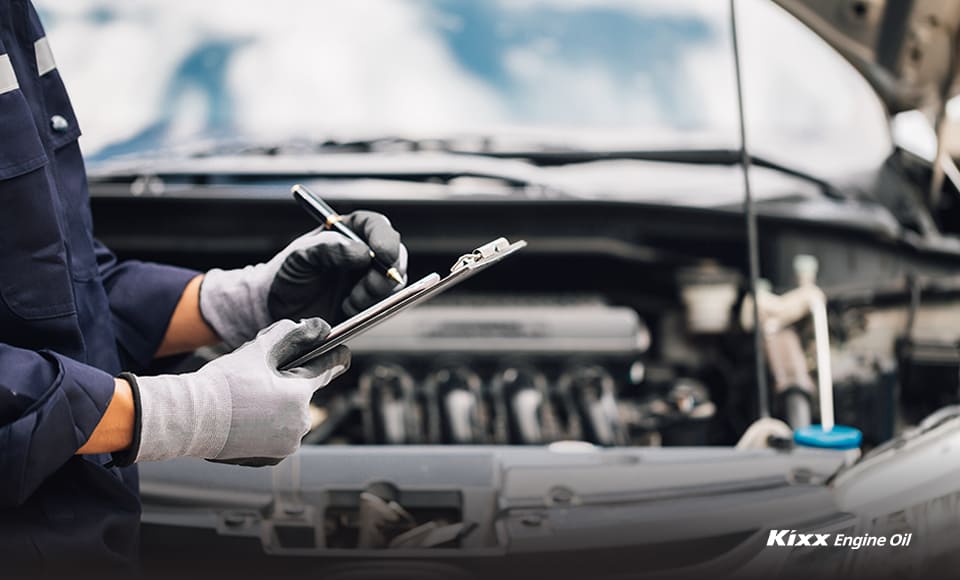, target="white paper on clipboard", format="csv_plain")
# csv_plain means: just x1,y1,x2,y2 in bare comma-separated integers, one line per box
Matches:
279,237,527,370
